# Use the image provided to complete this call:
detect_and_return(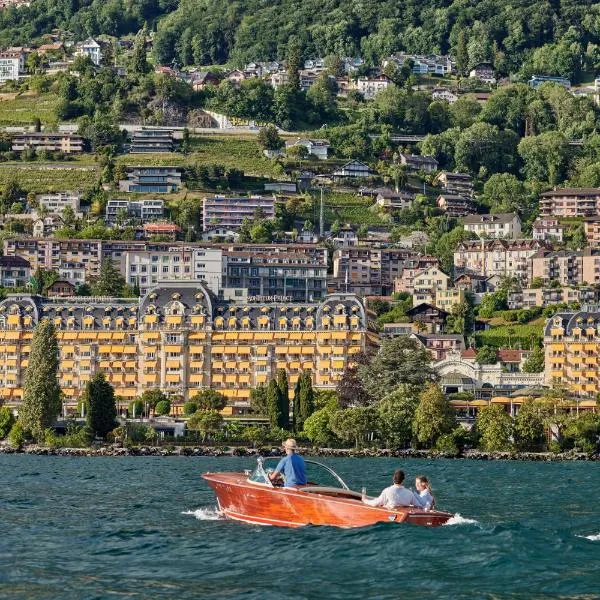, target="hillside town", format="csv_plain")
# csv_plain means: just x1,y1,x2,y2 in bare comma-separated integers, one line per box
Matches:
0,15,599,455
